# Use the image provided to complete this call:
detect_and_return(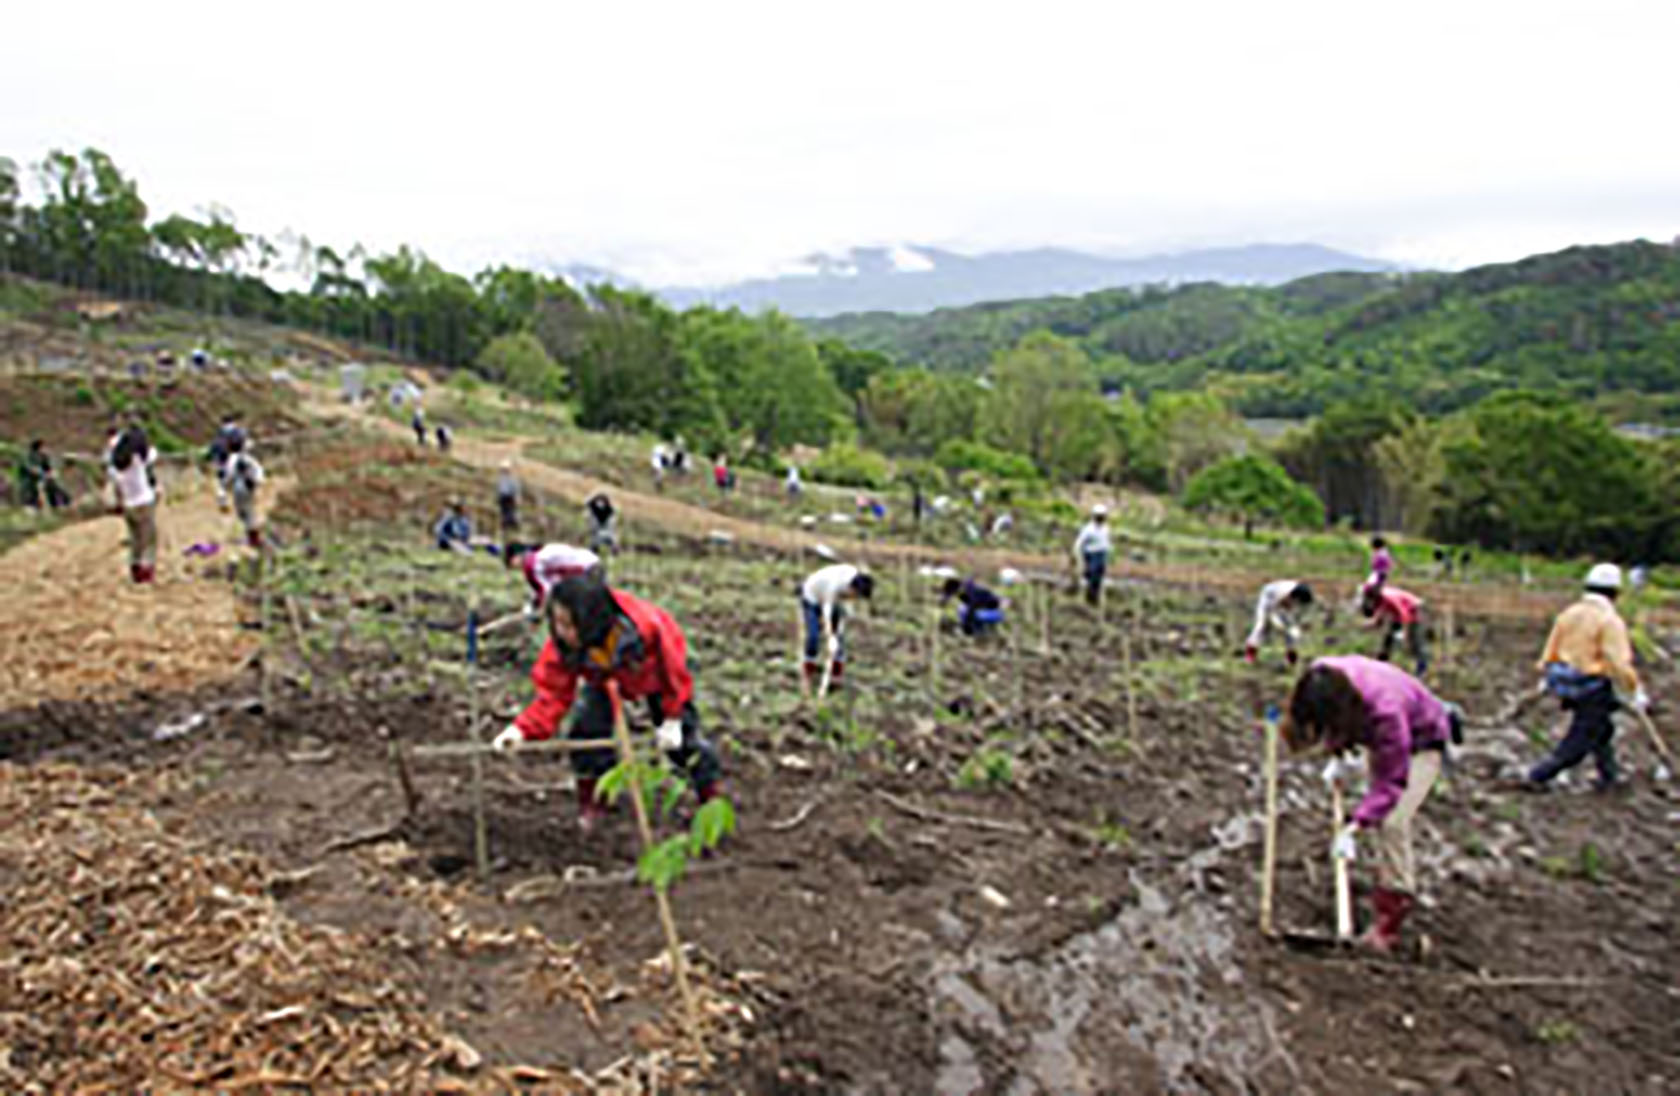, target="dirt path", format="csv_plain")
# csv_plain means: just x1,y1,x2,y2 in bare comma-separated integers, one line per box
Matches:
313,393,1572,625
0,472,277,708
